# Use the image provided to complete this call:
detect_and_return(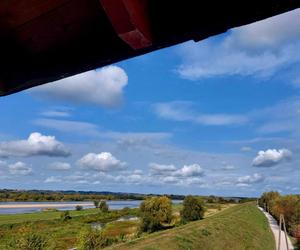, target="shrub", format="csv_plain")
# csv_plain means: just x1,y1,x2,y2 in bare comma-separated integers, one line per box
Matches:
77,228,117,250
180,195,205,222
94,201,100,208
99,201,109,213
139,196,173,232
60,211,71,221
7,229,51,250
76,205,83,211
